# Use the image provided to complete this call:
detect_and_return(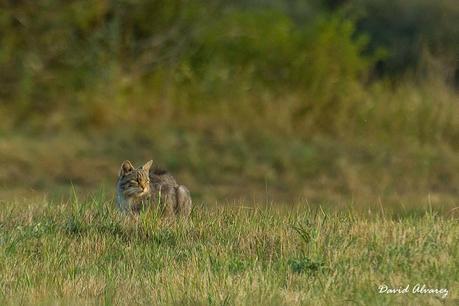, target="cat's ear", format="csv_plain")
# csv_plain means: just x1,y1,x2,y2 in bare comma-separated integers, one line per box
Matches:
119,160,134,176
142,160,153,172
